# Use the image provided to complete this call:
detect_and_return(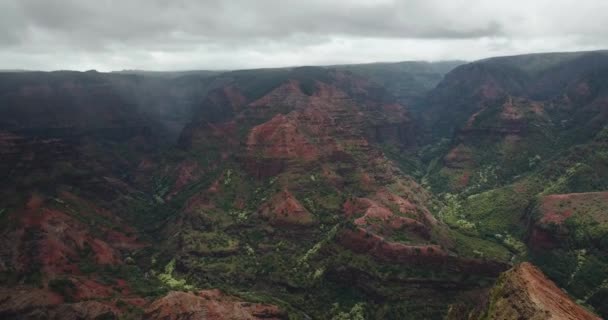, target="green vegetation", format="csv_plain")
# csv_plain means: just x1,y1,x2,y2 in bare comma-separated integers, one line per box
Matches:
157,259,194,290
331,303,367,320
448,230,512,261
